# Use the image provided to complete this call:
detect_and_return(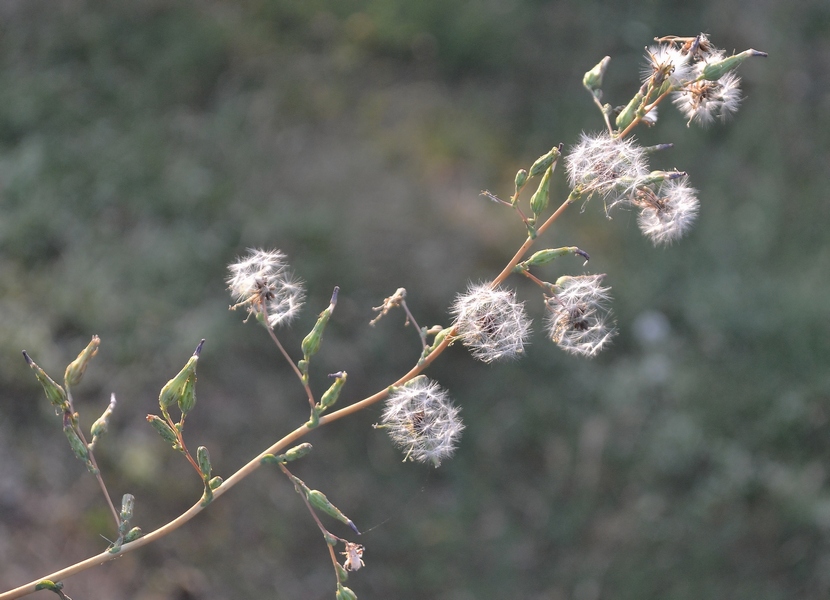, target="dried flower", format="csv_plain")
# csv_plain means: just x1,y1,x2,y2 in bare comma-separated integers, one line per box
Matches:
450,283,532,363
546,275,616,357
566,132,649,206
342,542,365,572
673,72,742,126
227,248,305,327
380,377,464,467
635,176,700,245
